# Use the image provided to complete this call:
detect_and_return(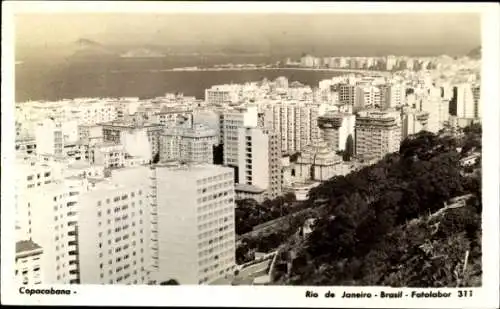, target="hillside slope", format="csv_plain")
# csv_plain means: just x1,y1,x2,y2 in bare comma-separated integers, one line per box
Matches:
274,125,482,287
